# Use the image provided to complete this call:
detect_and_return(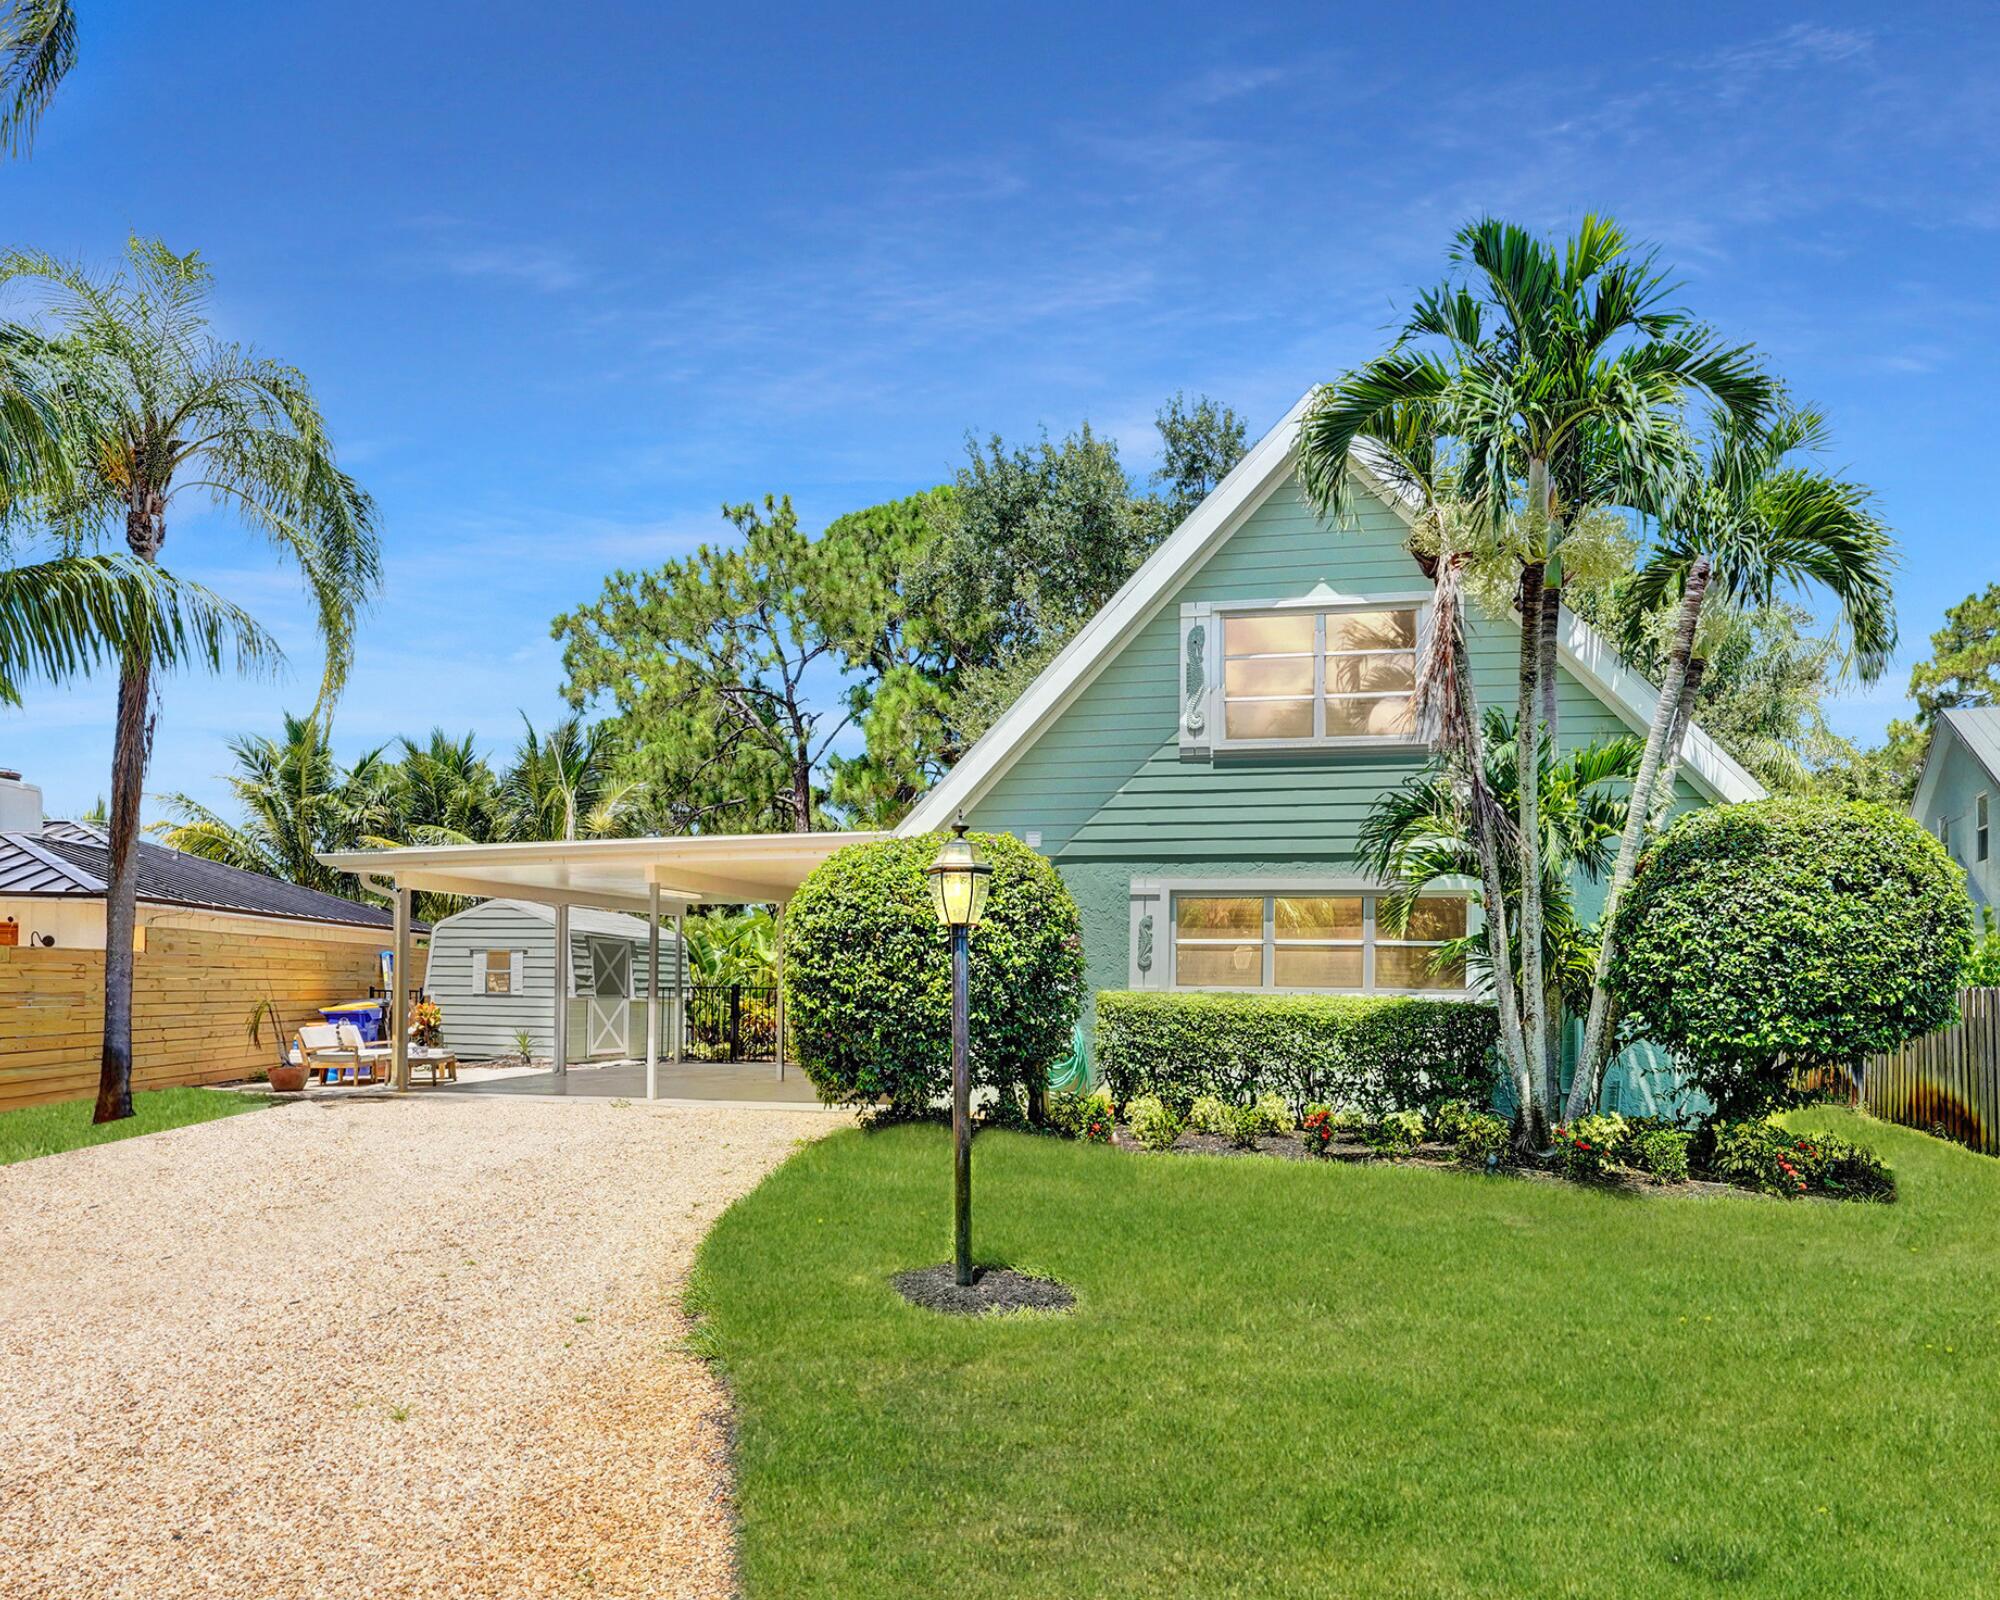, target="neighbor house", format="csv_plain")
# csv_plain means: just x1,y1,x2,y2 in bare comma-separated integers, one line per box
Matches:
424,897,681,1062
0,769,427,1109
1912,706,1999,909
902,392,1764,1111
